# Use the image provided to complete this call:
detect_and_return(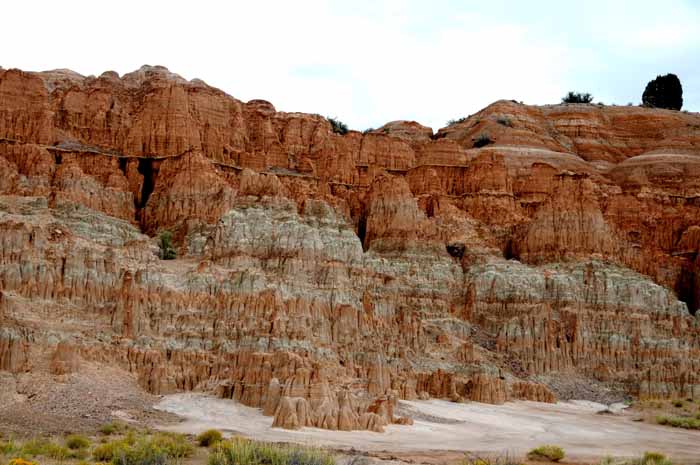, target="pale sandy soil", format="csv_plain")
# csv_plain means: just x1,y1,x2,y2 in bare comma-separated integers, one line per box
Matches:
154,394,700,462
